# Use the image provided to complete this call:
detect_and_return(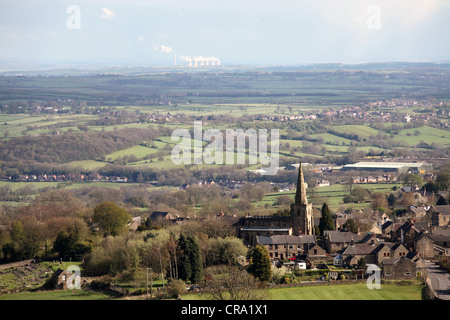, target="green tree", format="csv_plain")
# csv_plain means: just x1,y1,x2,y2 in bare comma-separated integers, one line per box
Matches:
177,234,192,283
423,181,439,194
206,237,247,266
167,279,187,299
352,186,370,202
342,218,358,233
248,245,272,282
11,218,46,259
435,172,450,192
187,234,203,284
176,233,203,284
53,231,78,260
92,201,132,236
318,203,335,236
387,193,397,207
403,173,423,189
357,257,367,270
